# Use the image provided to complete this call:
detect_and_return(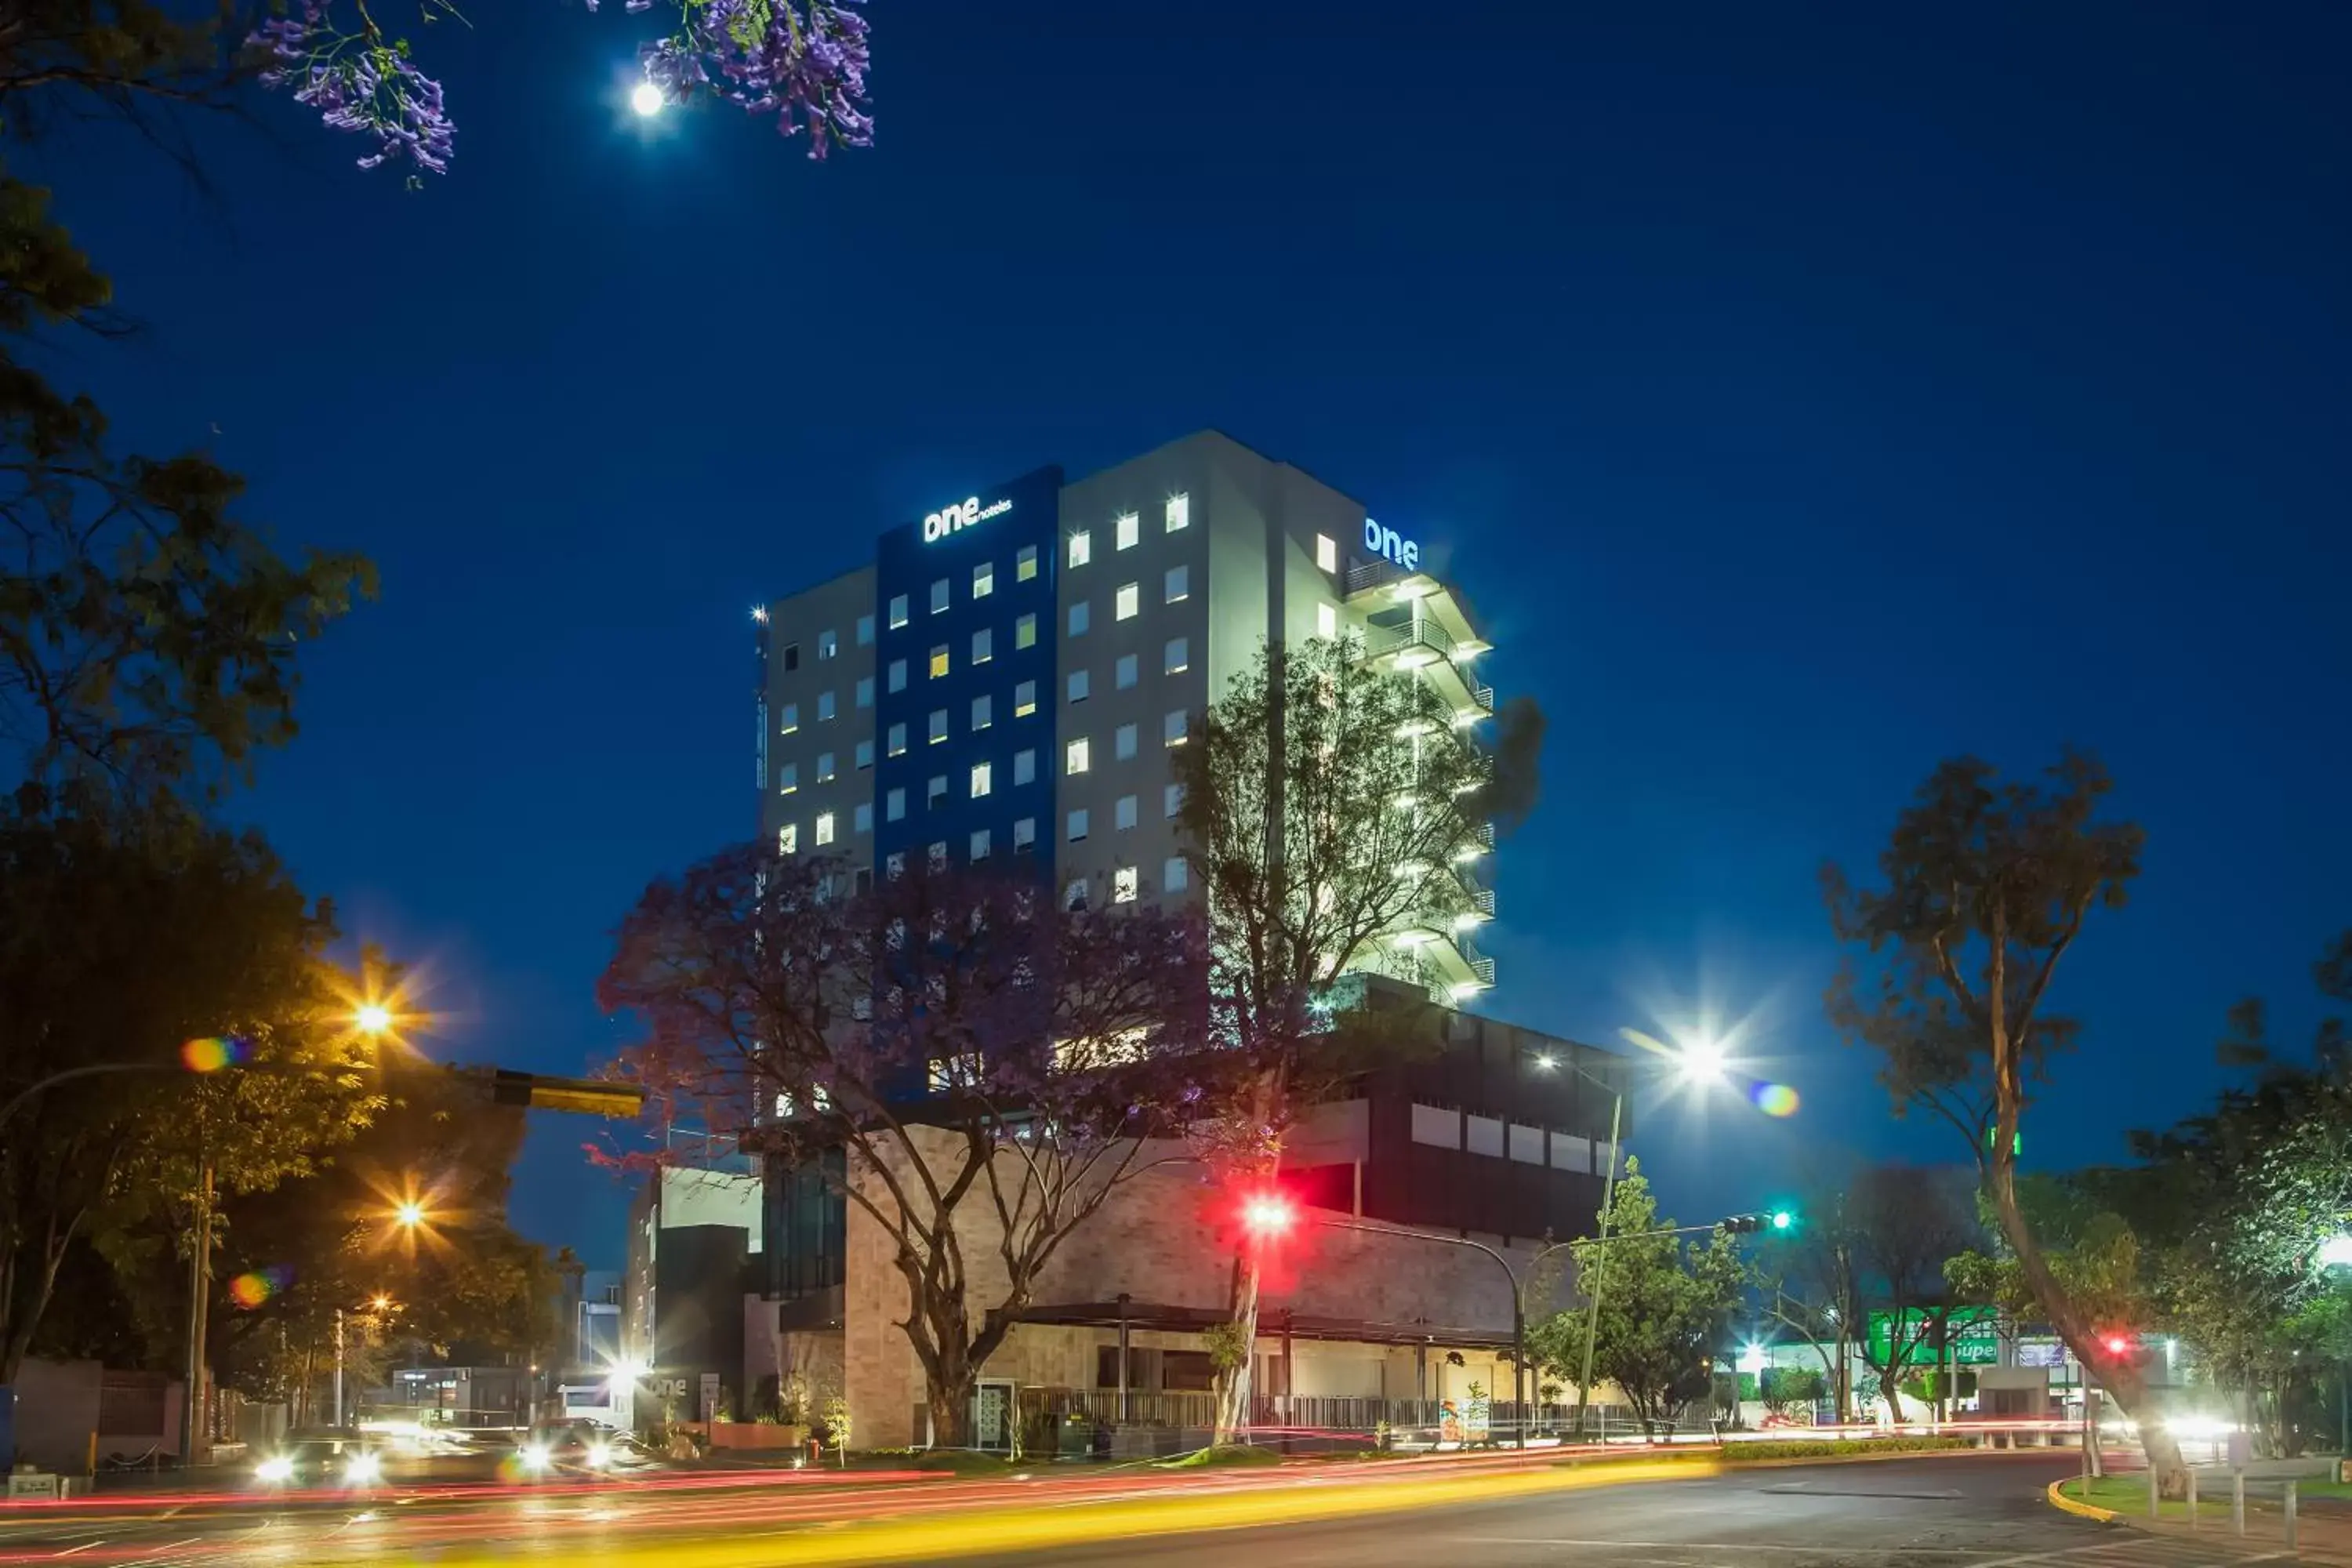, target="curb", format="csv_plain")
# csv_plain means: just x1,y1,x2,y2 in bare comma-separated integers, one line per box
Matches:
2045,1477,2119,1523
